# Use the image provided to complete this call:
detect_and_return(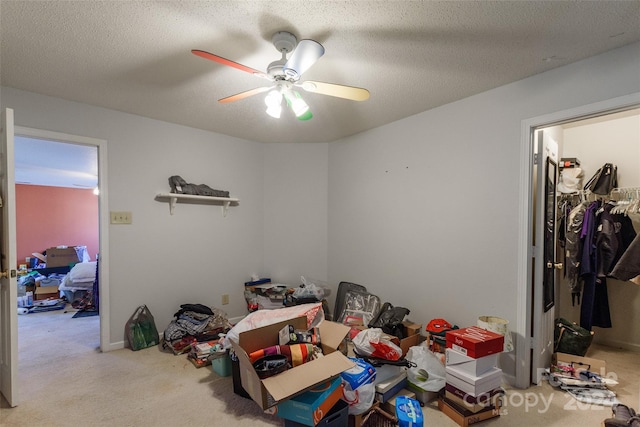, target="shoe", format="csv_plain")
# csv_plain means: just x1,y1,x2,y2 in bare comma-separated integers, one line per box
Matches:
604,404,640,427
